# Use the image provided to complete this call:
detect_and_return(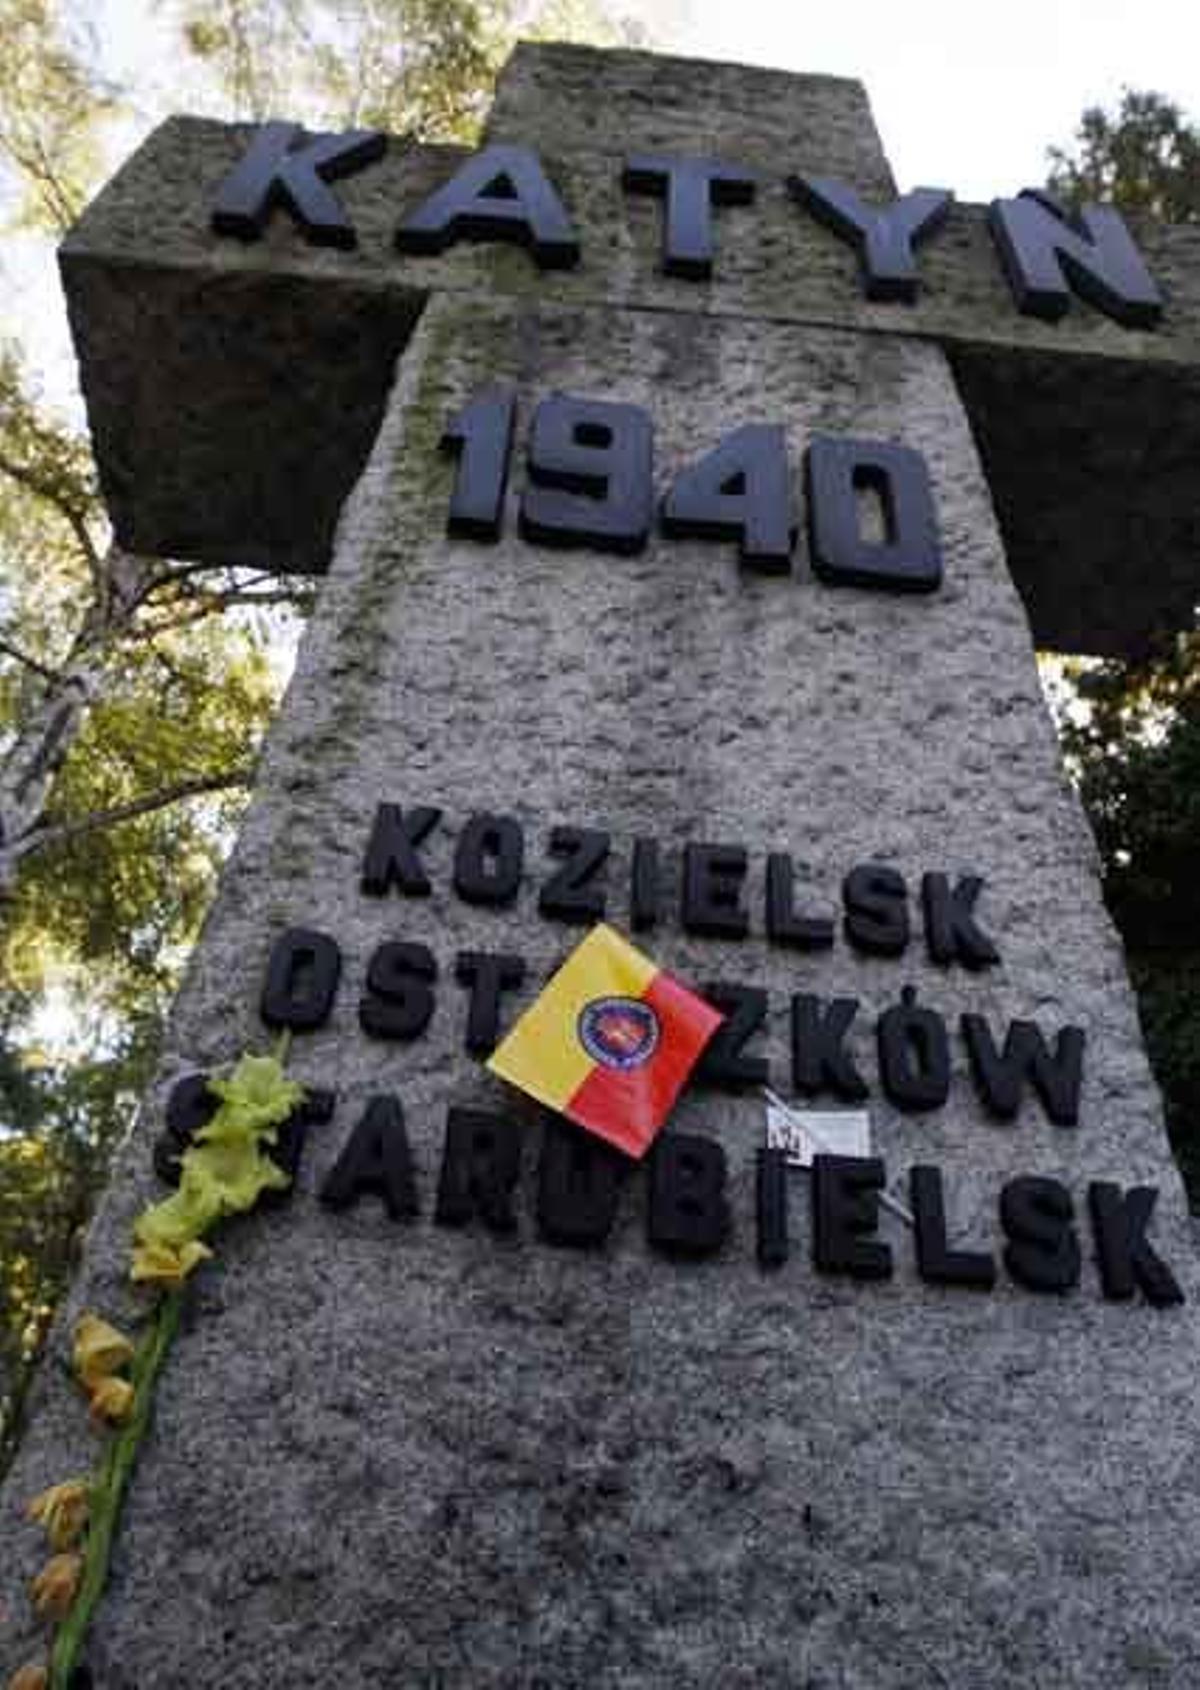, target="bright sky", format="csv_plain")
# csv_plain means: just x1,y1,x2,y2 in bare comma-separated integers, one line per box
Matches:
98,0,1200,199
668,0,1200,200
7,0,1200,418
